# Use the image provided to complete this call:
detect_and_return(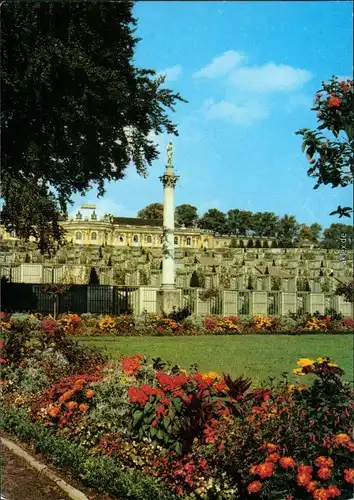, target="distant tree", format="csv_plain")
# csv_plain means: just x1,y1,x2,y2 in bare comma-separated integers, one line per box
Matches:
255,239,262,248
1,2,185,254
263,240,269,248
272,259,276,266
190,271,200,288
296,77,353,218
322,223,353,249
247,276,254,290
175,204,198,227
239,240,245,248
198,209,227,235
137,203,164,220
107,255,113,267
298,223,323,244
88,267,100,285
99,247,103,259
277,215,300,247
227,209,253,236
251,212,279,237
247,239,254,248
271,240,278,249
212,265,217,273
264,266,269,275
335,280,354,302
24,253,31,263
